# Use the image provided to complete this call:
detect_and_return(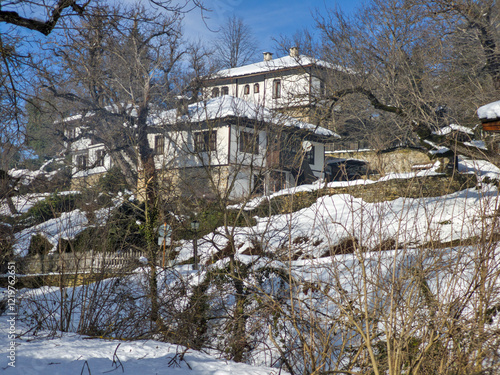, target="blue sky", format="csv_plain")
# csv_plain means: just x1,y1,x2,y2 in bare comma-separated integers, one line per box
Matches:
0,0,362,60
184,0,363,56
